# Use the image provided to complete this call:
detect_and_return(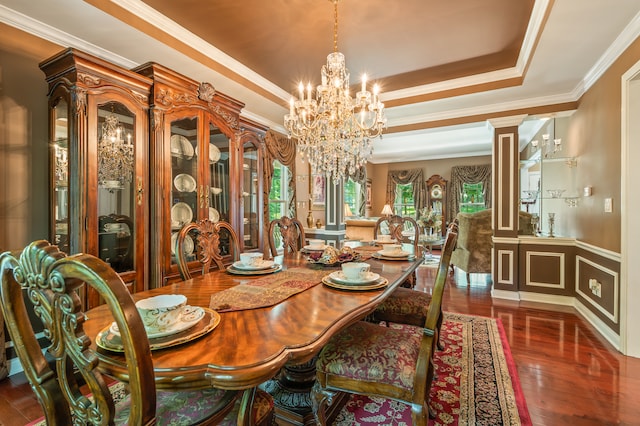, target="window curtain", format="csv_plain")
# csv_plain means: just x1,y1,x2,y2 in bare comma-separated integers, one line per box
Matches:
447,164,492,224
385,168,426,218
348,165,367,216
263,130,297,220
